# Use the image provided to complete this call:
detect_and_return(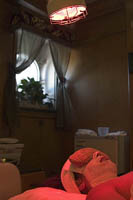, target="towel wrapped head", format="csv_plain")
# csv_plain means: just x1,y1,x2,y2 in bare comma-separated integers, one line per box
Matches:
69,148,110,168
61,148,110,194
